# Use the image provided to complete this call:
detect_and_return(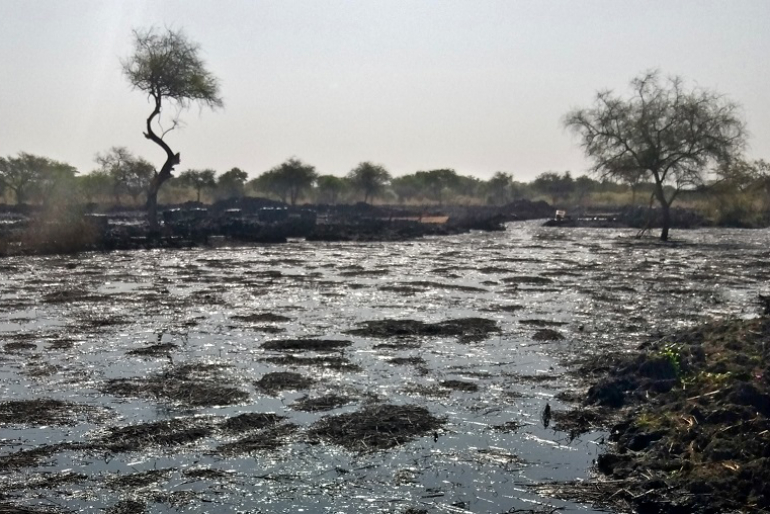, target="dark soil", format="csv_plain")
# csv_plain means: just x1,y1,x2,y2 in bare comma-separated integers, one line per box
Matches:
307,404,445,451
261,339,352,352
561,317,770,514
291,394,353,412
102,362,248,407
346,317,499,344
254,371,314,394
